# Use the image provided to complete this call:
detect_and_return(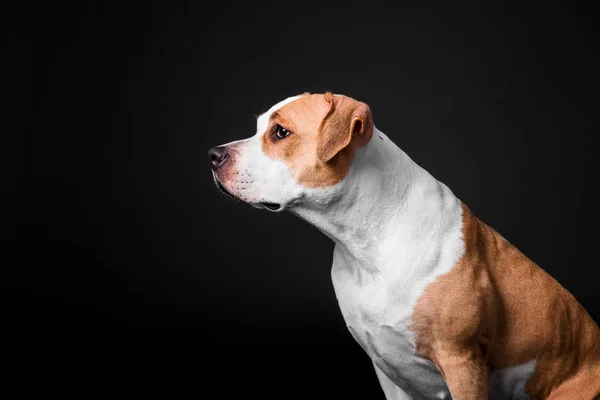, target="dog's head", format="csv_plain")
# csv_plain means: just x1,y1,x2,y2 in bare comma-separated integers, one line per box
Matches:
209,92,373,211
